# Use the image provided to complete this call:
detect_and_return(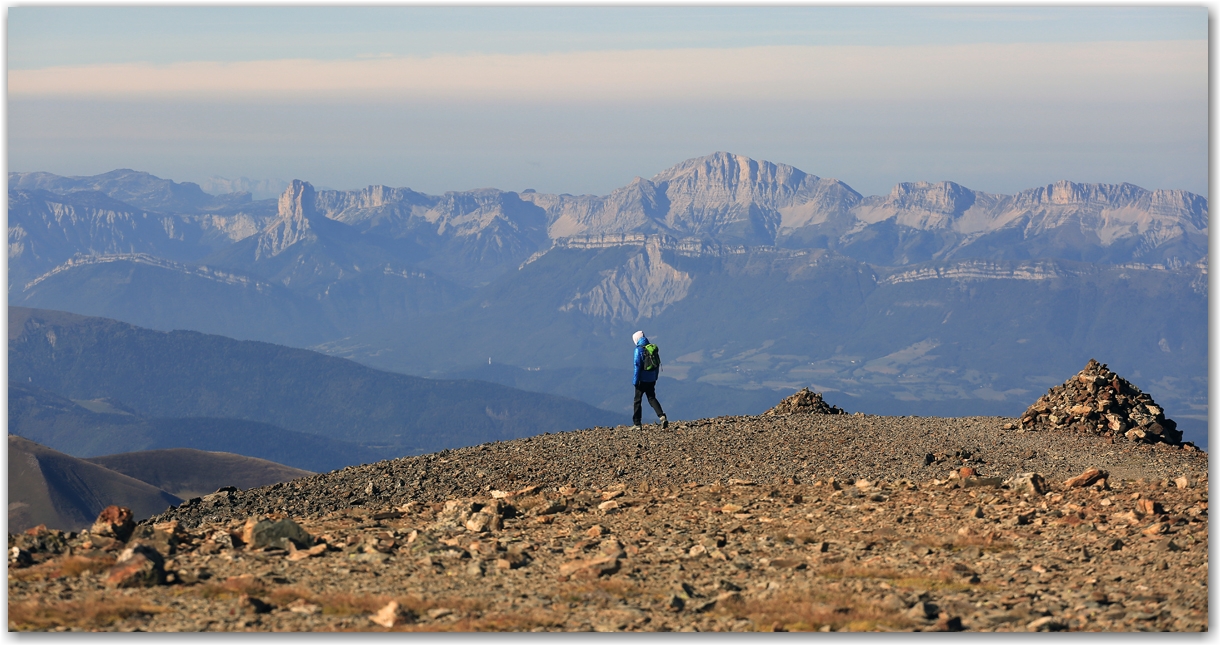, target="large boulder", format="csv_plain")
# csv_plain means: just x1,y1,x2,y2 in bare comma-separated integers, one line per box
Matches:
248,518,314,550
1019,359,1181,445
